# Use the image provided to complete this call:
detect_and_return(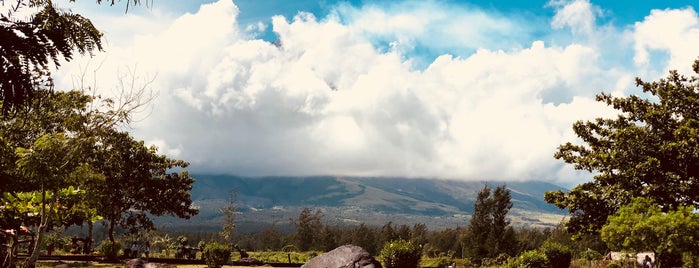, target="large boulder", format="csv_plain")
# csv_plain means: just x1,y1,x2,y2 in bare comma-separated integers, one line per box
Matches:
302,245,382,268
